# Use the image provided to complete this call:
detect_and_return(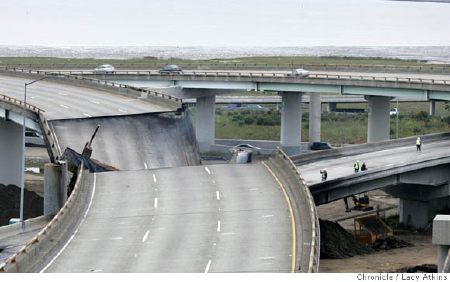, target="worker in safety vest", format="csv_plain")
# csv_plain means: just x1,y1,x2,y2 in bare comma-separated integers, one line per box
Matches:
416,137,421,152
354,160,360,173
